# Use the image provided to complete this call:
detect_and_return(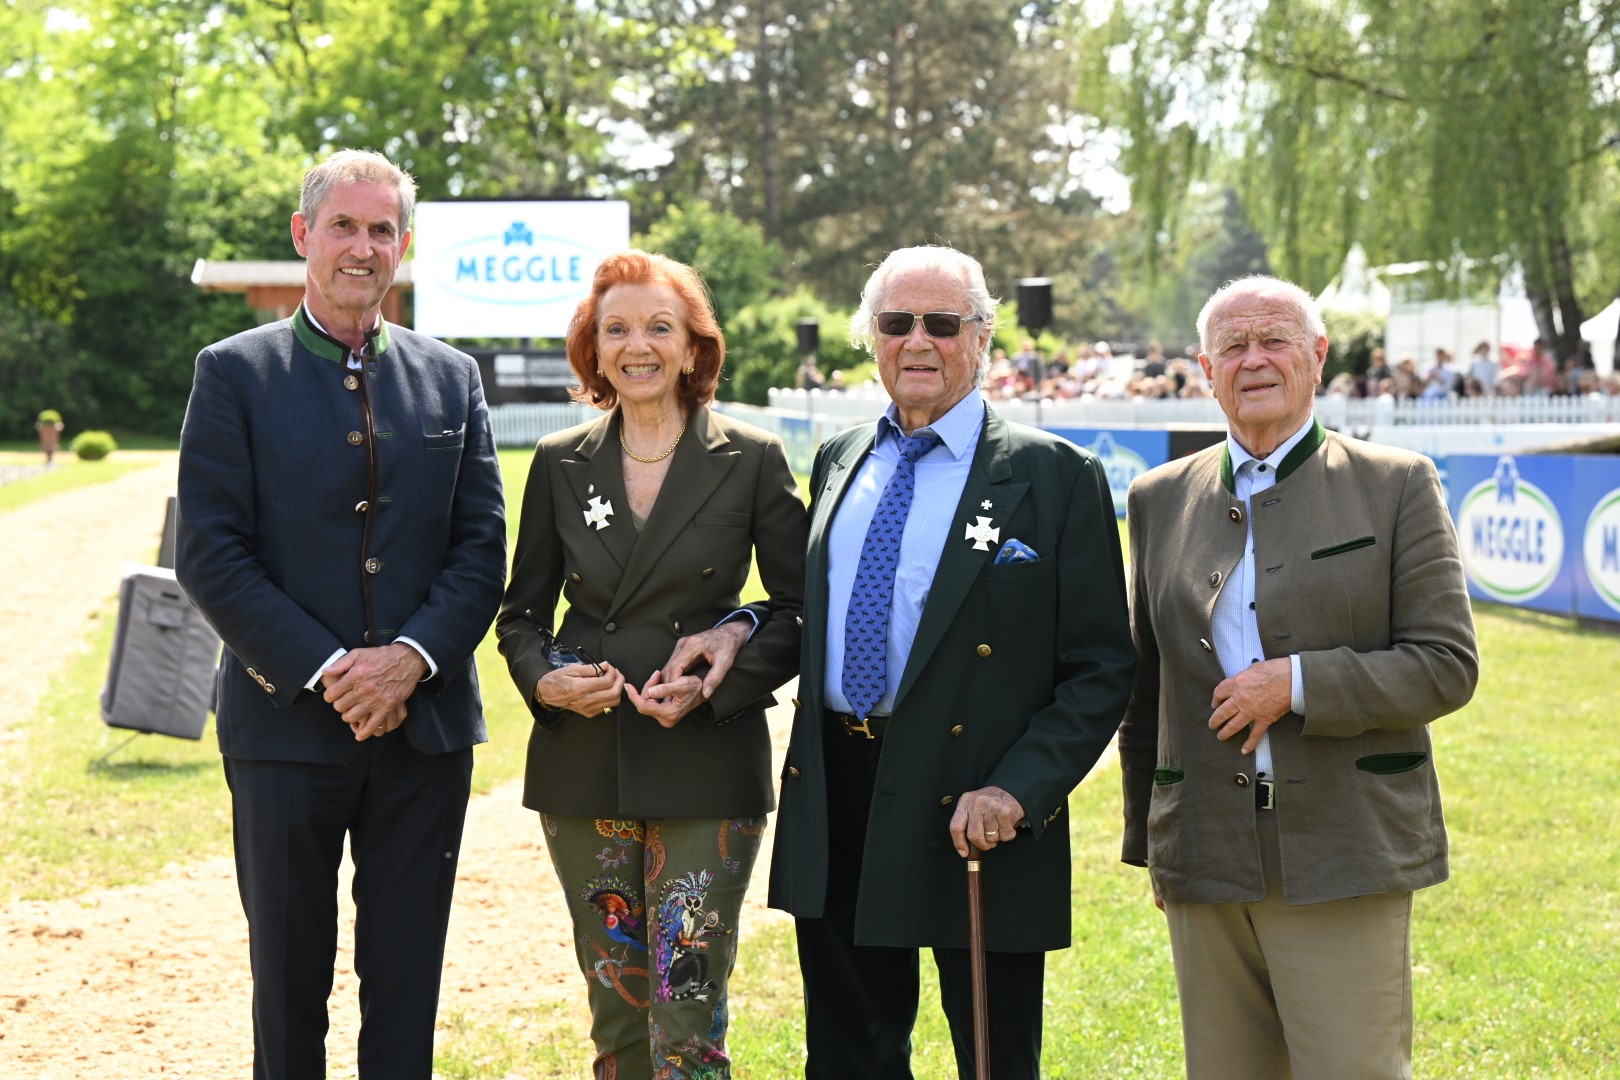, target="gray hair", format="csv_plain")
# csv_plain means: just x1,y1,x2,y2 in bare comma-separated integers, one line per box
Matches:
850,245,998,384
1196,275,1327,355
300,149,417,235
